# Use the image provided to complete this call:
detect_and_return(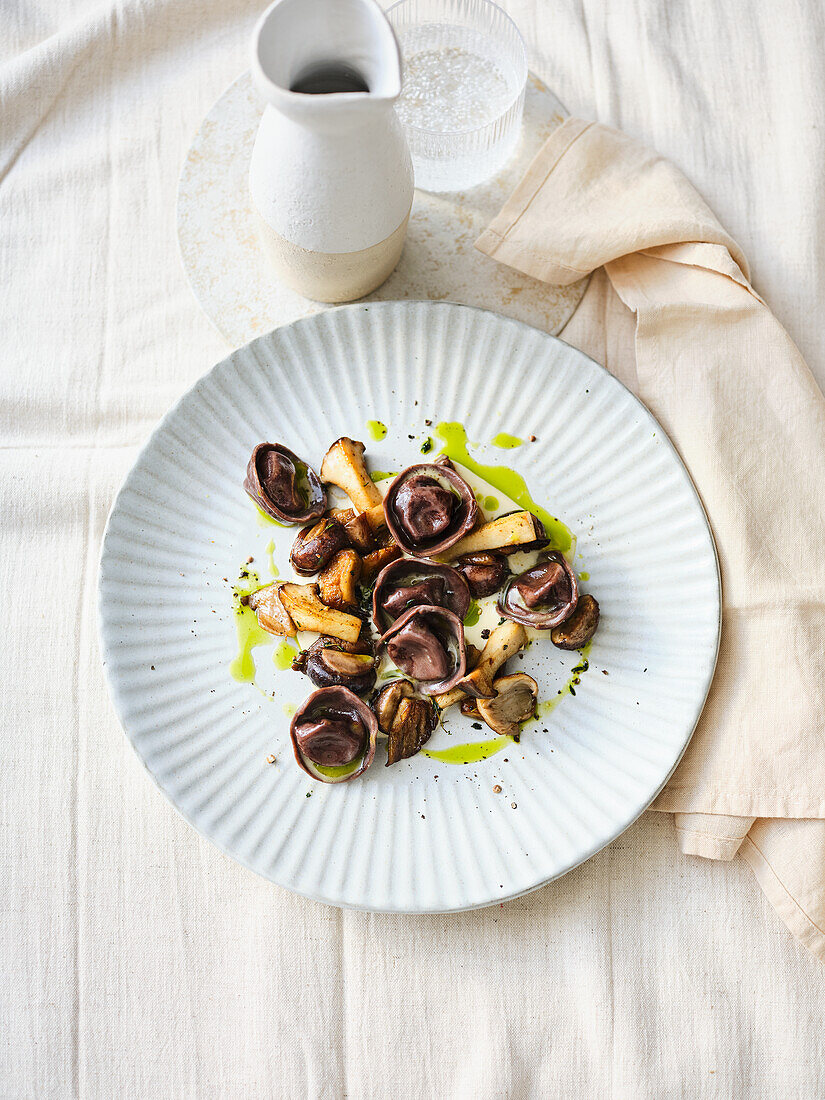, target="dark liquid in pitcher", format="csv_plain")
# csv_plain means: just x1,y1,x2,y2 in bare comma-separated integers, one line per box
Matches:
290,62,370,94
